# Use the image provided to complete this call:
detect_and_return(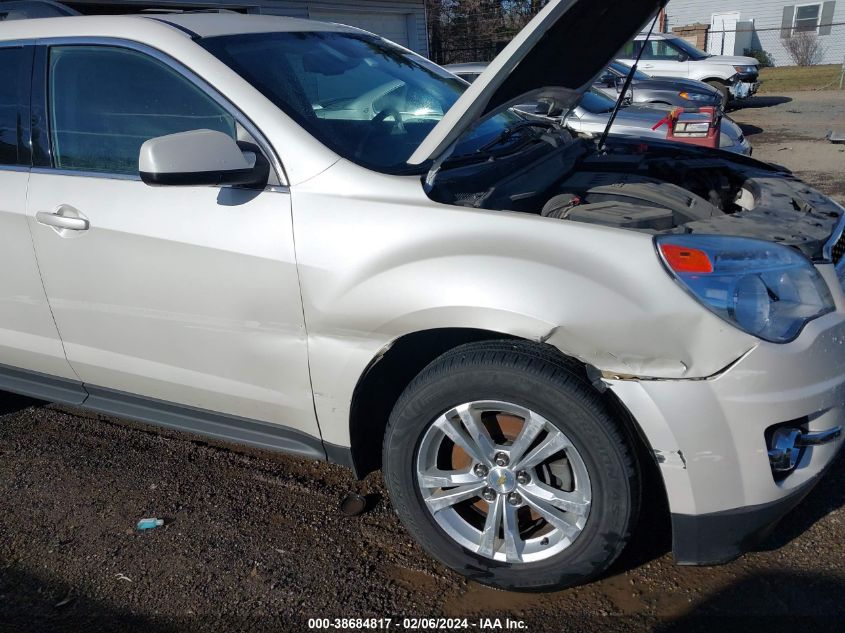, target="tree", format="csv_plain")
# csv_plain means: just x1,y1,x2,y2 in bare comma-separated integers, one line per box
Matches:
425,0,547,64
784,32,824,66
